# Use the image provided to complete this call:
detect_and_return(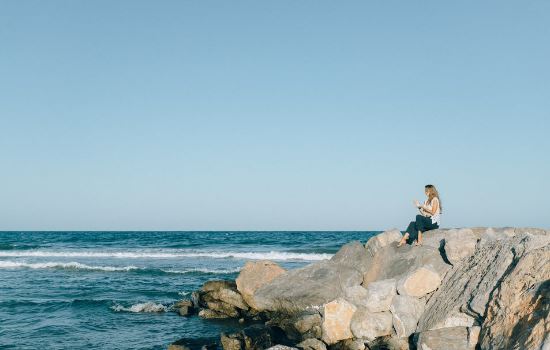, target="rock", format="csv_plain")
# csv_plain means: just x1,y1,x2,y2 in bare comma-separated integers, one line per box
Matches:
430,311,475,330
203,280,237,292
236,260,286,310
365,229,402,256
293,312,322,337
174,299,194,316
338,338,366,350
397,266,441,297
199,308,231,319
417,232,547,332
416,326,474,350
390,295,425,338
366,336,410,350
350,307,393,341
174,299,193,308
206,300,240,317
178,305,192,316
254,242,367,313
221,333,242,350
321,298,357,345
363,279,396,312
362,243,450,287
343,285,369,308
468,326,480,349
266,346,298,350
210,288,249,310
444,229,478,265
479,244,550,350
296,338,327,350
169,337,218,350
